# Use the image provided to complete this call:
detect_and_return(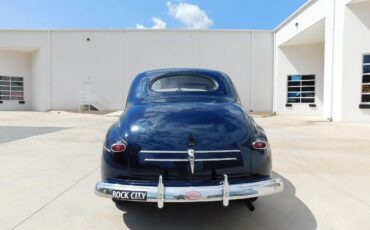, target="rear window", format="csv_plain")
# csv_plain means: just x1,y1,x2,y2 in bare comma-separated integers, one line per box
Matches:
150,75,218,92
